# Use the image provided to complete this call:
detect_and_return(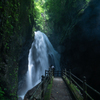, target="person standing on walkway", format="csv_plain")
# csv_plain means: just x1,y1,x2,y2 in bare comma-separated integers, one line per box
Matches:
50,65,55,76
